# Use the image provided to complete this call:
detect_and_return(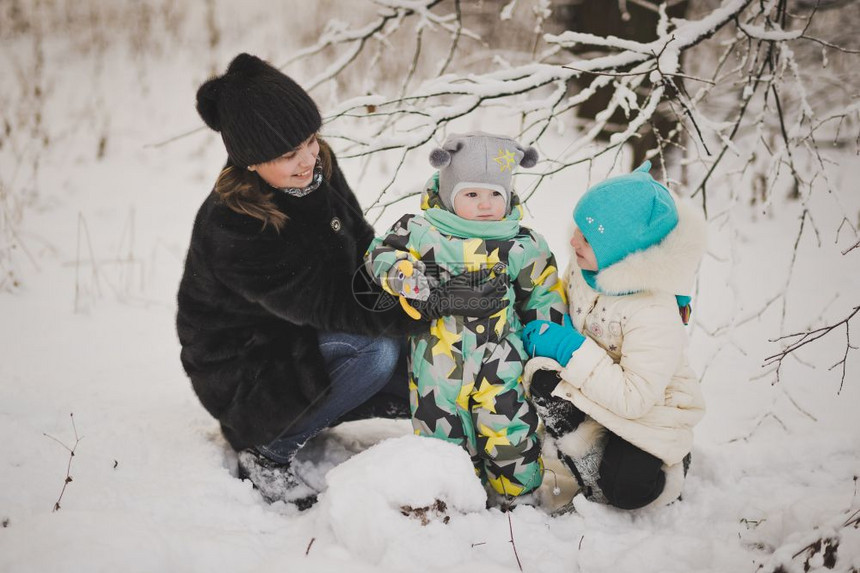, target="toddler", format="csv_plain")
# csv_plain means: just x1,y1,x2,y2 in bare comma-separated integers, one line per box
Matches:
365,132,569,501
